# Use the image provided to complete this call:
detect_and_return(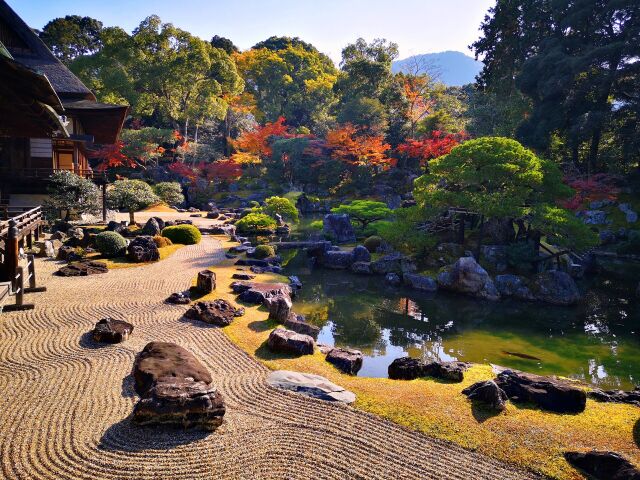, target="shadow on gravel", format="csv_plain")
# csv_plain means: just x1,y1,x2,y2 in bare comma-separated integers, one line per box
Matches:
634,418,640,449
470,402,502,423
78,331,111,350
121,374,136,398
98,415,211,452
